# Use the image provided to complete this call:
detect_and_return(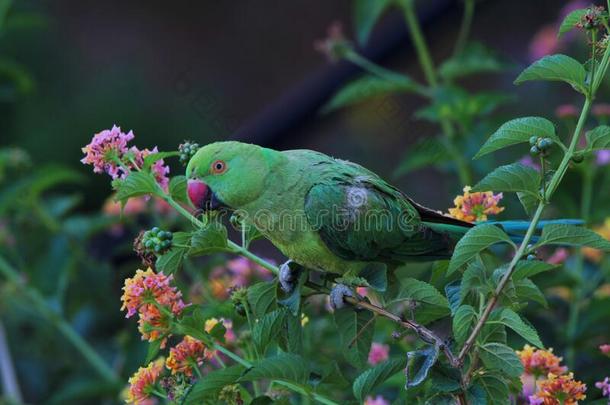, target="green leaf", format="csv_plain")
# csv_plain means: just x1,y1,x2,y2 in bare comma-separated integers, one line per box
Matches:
514,54,588,94
558,9,587,37
474,116,558,159
480,310,507,344
586,125,610,151
515,278,547,307
185,365,246,403
357,262,387,292
453,305,476,345
334,306,375,368
439,42,508,80
155,231,190,275
535,224,610,251
472,163,541,213
393,137,451,177
169,175,189,204
188,221,229,256
353,357,407,401
512,260,557,281
389,278,449,324
113,171,162,204
278,311,303,354
460,261,488,305
353,0,393,44
445,281,461,315
252,309,286,355
478,343,524,378
239,353,310,385
472,374,510,405
448,225,515,275
497,308,543,347
323,74,419,112
145,339,162,364
142,151,179,170
247,281,277,318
